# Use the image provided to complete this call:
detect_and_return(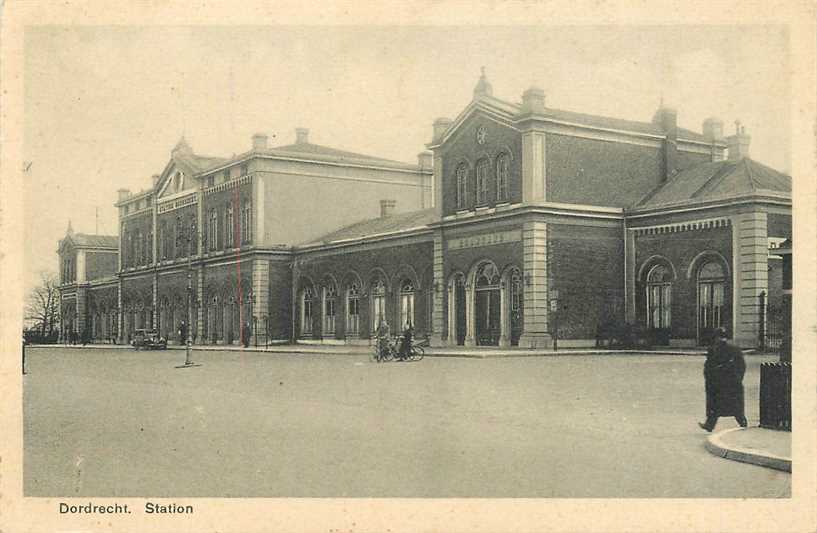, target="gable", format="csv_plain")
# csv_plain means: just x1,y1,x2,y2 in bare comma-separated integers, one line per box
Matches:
157,161,196,198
